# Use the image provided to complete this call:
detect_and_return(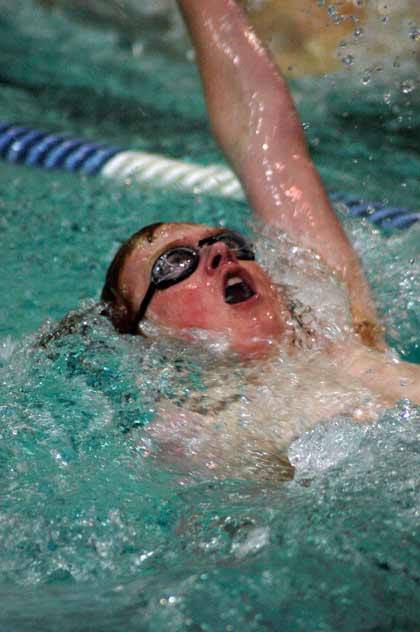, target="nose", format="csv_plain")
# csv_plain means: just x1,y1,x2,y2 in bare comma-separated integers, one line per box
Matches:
204,241,237,274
